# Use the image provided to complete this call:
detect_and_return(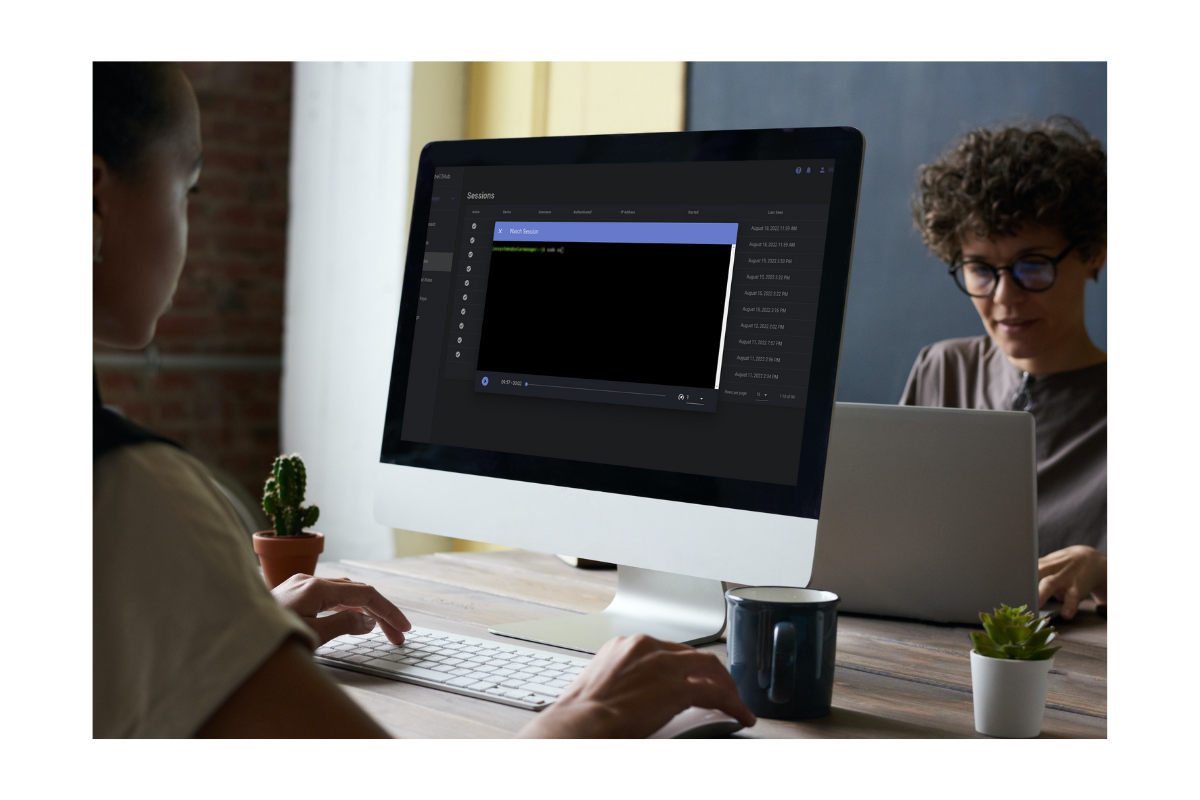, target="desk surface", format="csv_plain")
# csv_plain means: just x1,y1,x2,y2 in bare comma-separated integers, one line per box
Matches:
316,550,1106,738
